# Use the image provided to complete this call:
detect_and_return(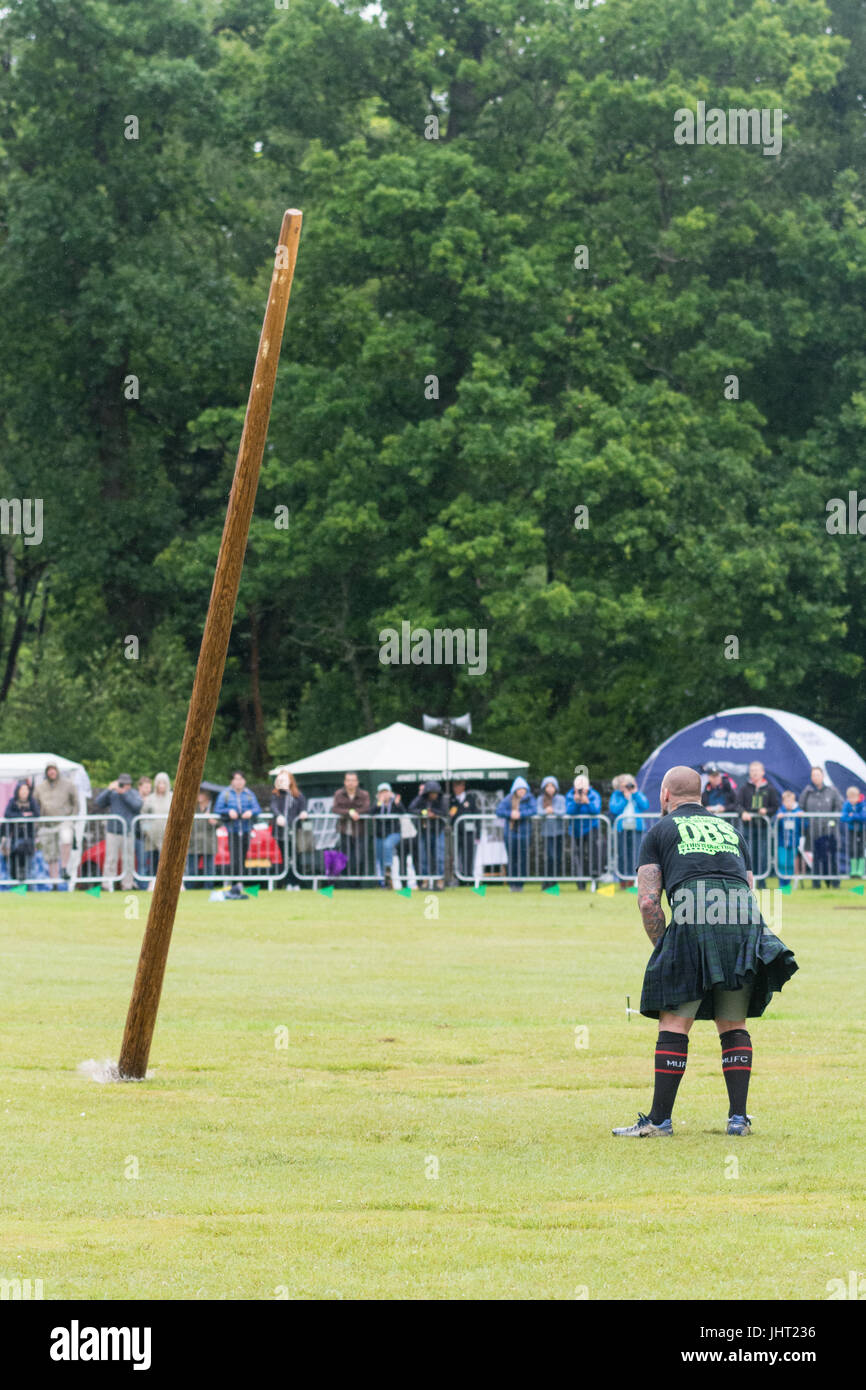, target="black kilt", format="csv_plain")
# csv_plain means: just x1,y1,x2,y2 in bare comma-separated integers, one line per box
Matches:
640,875,798,1020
